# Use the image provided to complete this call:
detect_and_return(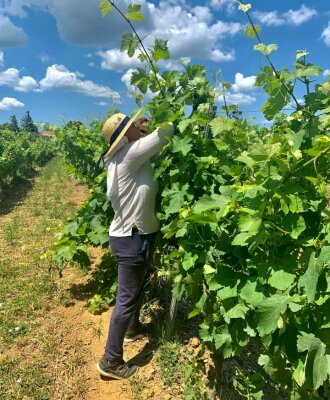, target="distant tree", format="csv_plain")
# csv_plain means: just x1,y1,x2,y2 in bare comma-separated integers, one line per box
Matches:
63,120,84,132
9,115,20,132
20,111,39,134
0,122,11,131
